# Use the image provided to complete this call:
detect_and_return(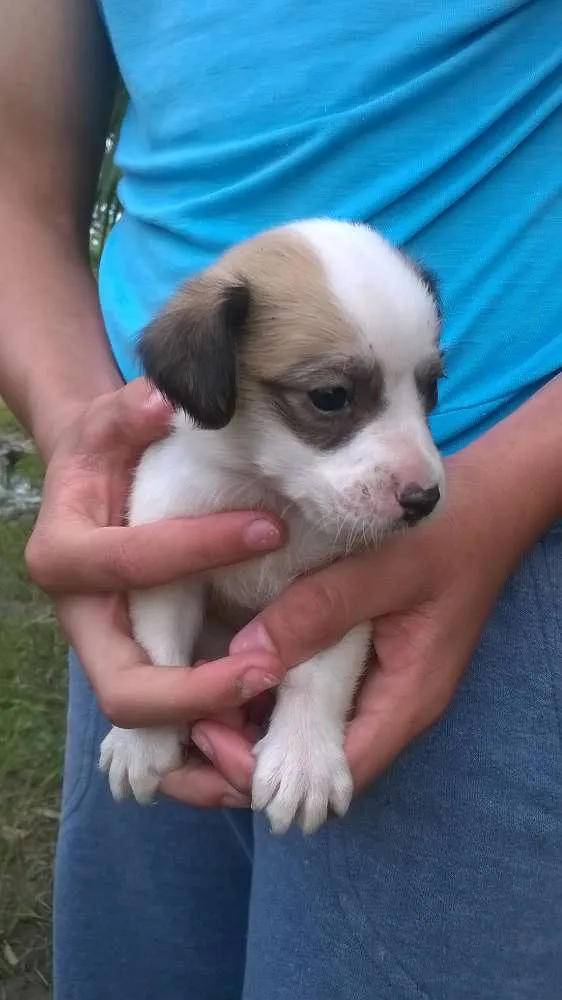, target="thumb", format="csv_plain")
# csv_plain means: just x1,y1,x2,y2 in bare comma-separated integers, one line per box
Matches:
344,660,427,793
73,377,174,461
230,537,425,667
